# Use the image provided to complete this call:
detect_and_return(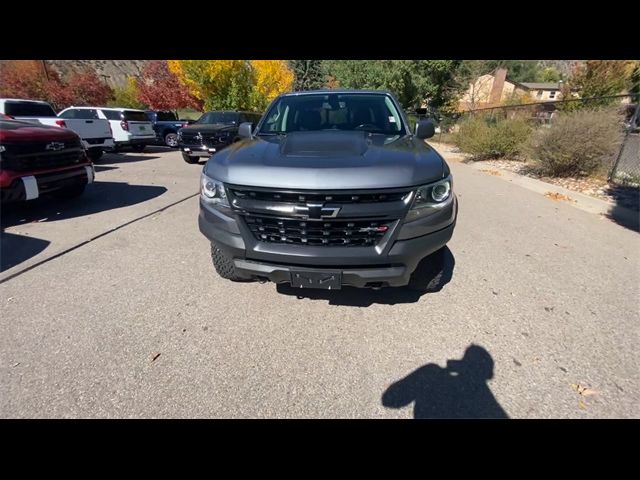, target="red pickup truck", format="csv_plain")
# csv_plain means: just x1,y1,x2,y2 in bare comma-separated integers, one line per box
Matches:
0,118,95,202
